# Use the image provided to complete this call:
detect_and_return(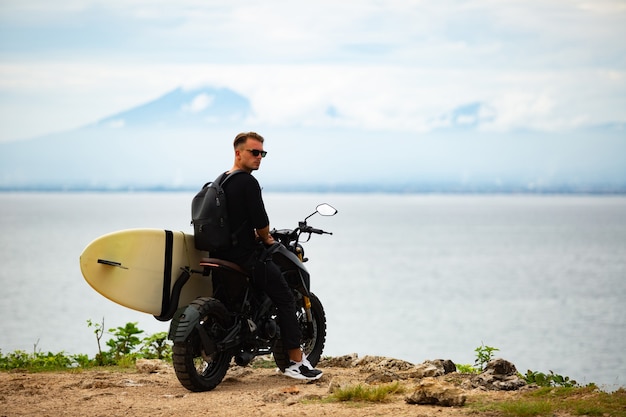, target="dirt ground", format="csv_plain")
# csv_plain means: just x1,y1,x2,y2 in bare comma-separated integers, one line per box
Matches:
0,358,507,417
